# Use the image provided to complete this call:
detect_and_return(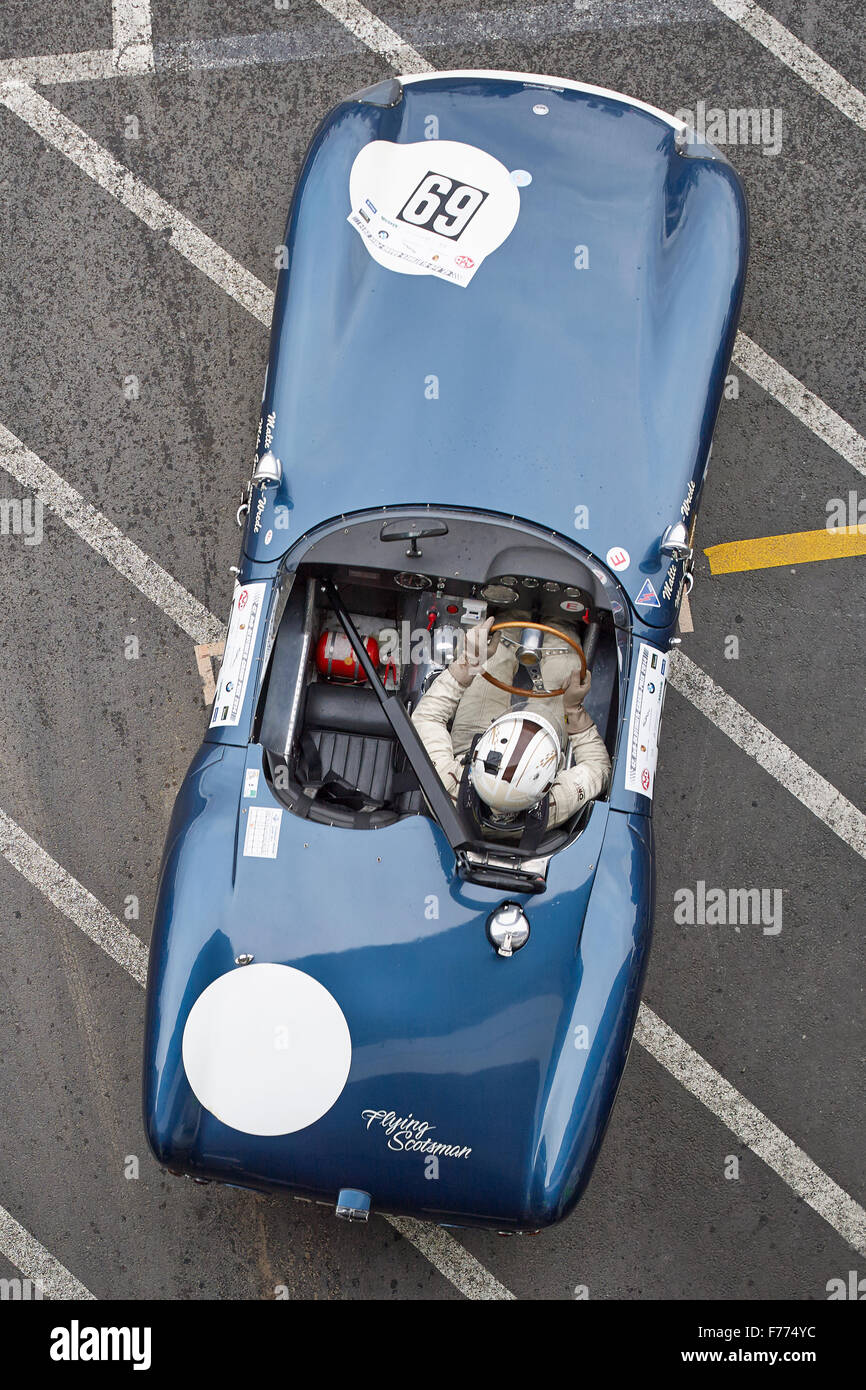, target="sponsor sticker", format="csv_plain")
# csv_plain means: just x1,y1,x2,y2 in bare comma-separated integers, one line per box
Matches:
210,581,267,727
606,546,630,572
243,768,260,799
624,642,667,799
243,806,282,859
635,577,661,608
